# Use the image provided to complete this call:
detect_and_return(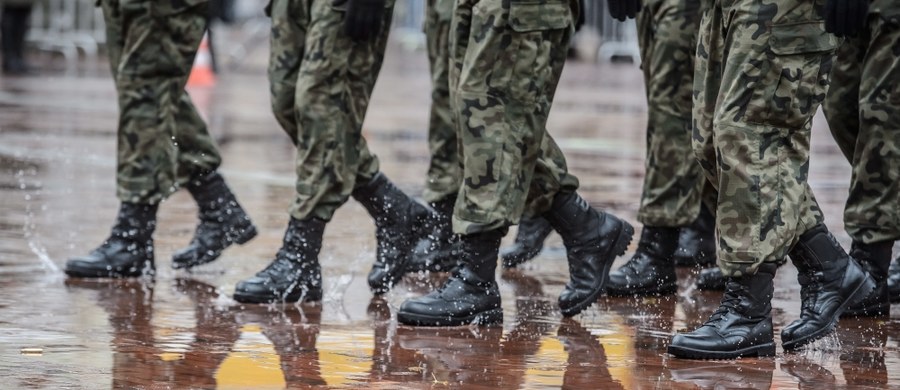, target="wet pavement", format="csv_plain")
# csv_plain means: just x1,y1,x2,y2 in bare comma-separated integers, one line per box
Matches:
2,32,900,389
